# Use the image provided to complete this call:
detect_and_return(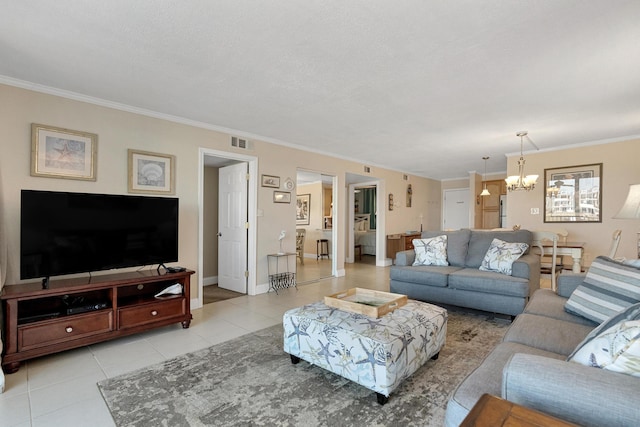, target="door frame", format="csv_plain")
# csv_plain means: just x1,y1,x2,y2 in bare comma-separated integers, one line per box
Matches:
196,148,258,309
